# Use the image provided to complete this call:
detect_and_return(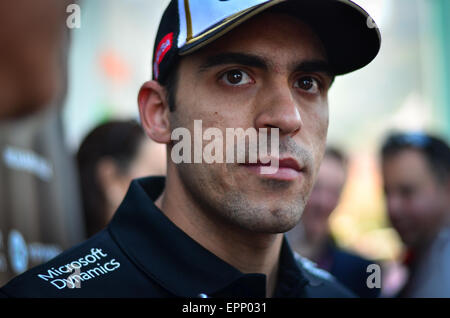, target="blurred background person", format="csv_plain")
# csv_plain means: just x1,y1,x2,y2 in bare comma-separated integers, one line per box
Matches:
0,0,85,286
76,120,166,237
380,132,450,297
287,147,380,298
0,0,71,119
